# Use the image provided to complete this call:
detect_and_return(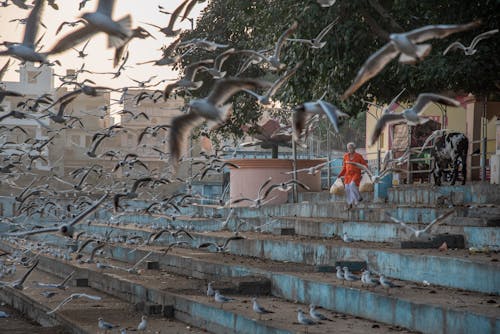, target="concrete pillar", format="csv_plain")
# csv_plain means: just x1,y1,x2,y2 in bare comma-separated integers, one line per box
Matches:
490,119,500,184
465,98,483,180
